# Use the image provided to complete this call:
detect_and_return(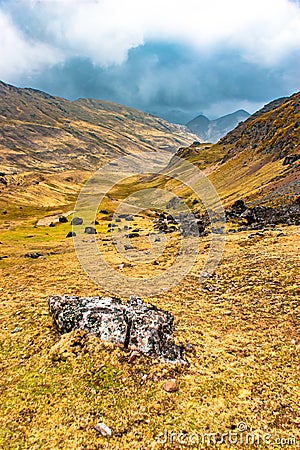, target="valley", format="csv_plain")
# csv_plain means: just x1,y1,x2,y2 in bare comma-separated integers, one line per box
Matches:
0,84,299,450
